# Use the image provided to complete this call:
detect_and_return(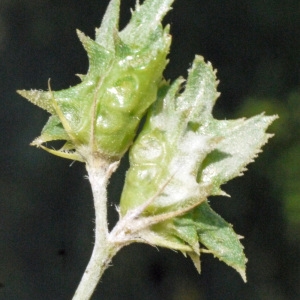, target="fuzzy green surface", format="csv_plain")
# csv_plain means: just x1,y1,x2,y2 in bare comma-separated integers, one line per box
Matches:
18,0,173,161
120,56,277,280
18,0,277,284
